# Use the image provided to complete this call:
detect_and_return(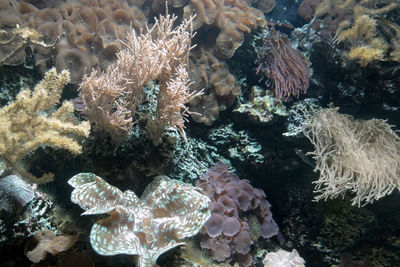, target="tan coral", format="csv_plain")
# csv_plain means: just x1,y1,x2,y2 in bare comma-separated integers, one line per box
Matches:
0,68,90,184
